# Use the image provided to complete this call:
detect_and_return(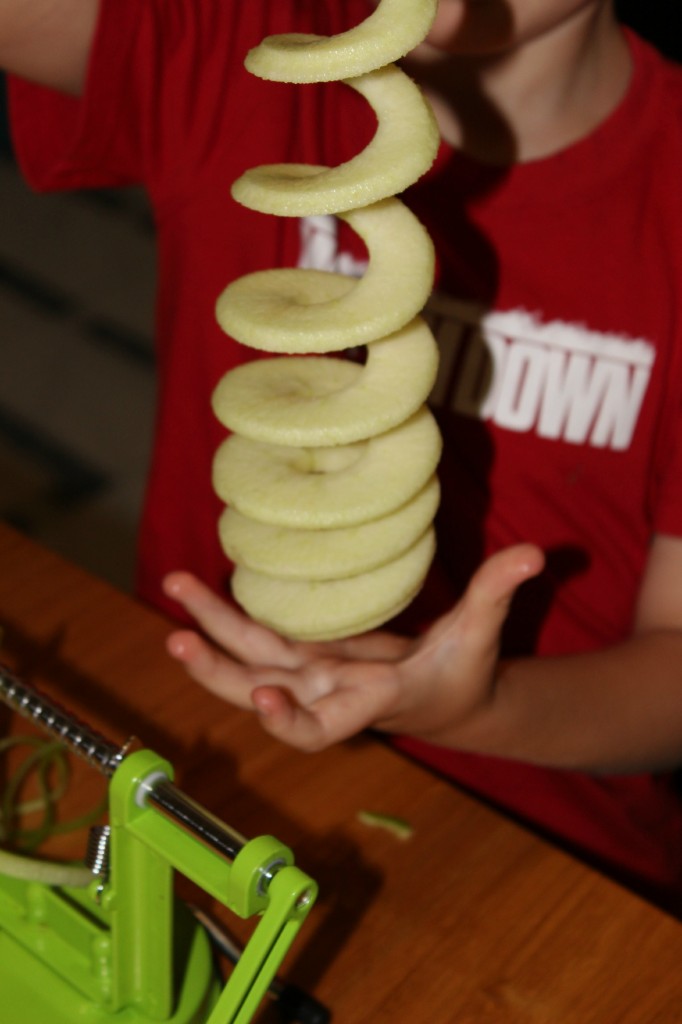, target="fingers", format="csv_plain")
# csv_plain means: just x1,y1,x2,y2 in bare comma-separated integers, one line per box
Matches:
250,686,329,751
163,570,411,673
162,570,391,751
166,628,260,709
166,626,317,712
165,630,366,752
166,620,398,752
251,672,394,752
163,571,300,668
